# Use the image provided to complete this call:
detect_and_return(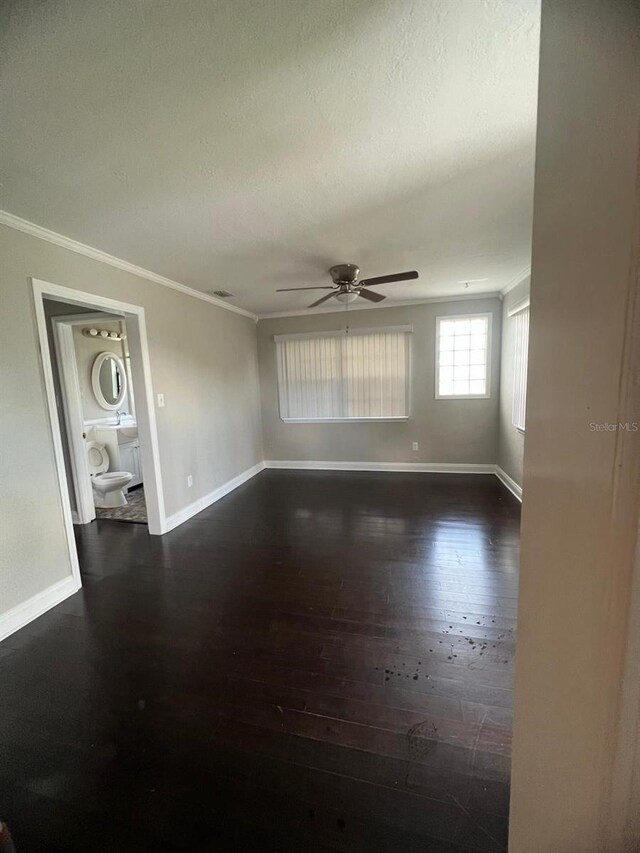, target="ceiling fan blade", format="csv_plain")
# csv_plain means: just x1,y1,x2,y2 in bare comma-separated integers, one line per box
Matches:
358,287,386,303
309,292,336,308
359,270,419,287
276,286,334,292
